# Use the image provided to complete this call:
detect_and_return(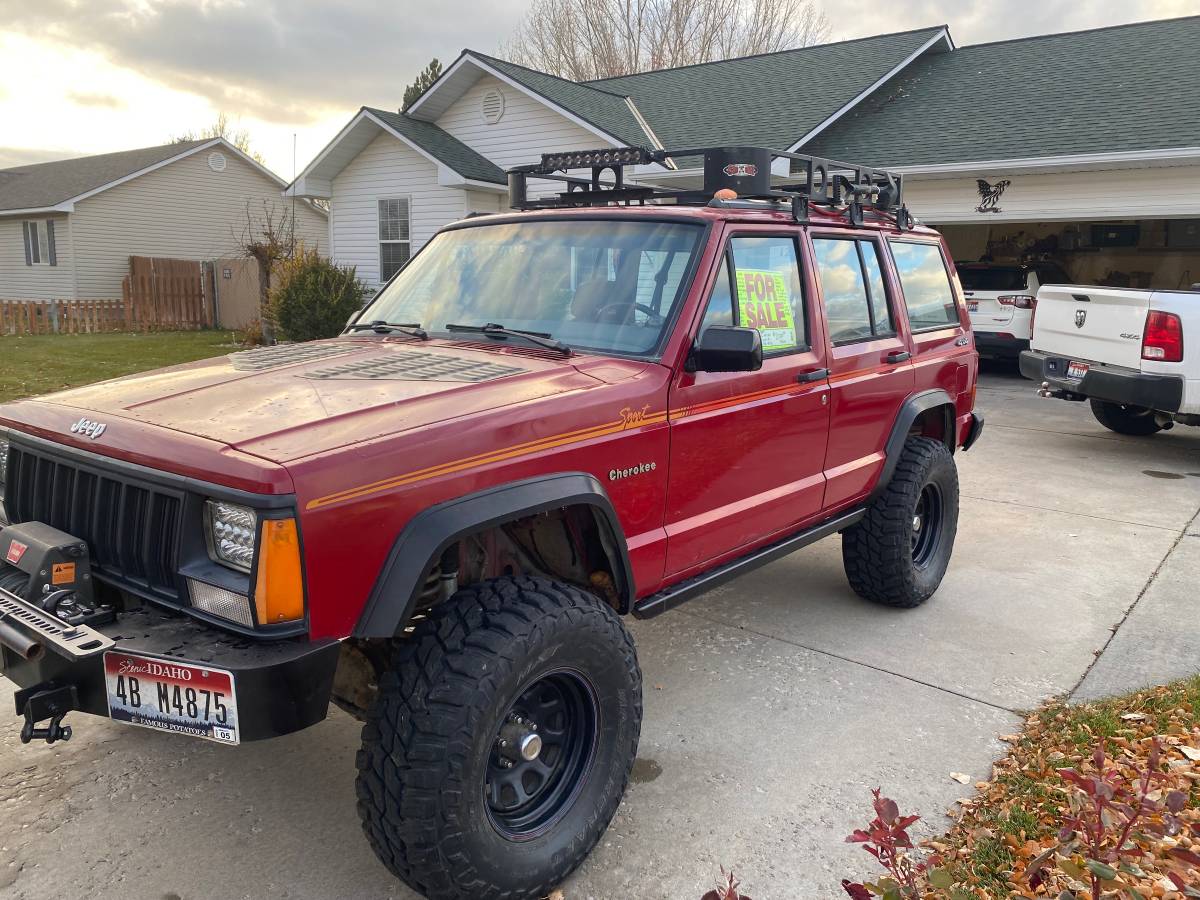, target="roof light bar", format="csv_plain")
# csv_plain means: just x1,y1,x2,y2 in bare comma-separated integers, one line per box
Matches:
540,147,657,170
